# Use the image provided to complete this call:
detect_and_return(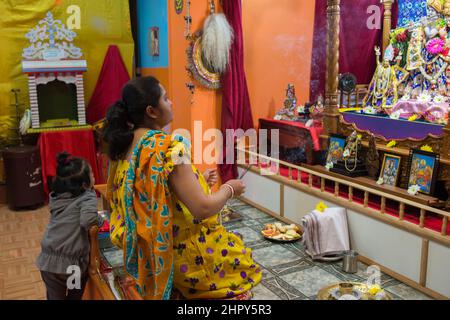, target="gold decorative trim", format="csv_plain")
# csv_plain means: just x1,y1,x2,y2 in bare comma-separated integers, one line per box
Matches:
186,31,221,90
27,125,92,133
